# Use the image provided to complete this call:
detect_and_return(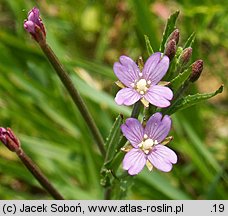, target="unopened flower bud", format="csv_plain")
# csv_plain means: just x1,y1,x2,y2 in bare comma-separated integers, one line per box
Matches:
0,127,21,152
24,7,46,43
179,47,192,66
164,39,176,60
167,29,180,45
189,60,204,82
